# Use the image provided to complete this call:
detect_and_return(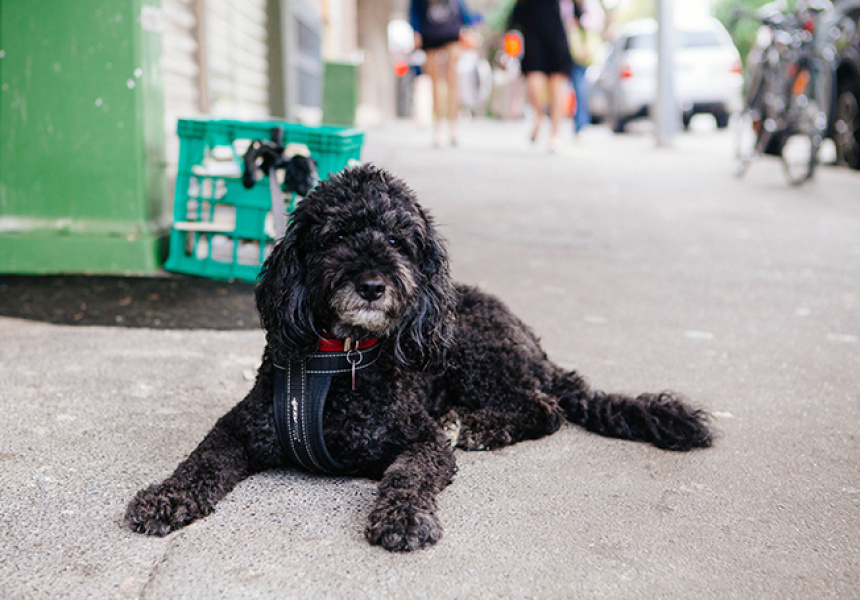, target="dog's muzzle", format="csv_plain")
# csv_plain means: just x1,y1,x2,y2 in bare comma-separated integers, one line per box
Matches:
331,276,401,334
